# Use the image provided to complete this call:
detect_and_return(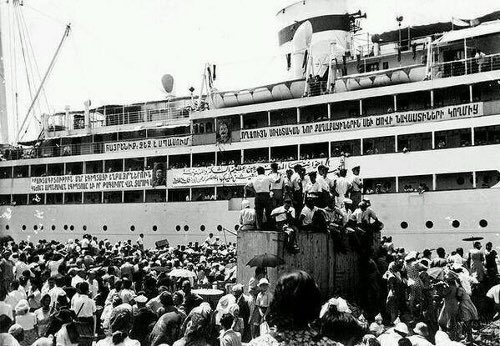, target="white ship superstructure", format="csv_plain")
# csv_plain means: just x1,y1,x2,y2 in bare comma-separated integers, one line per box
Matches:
1,1,500,250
